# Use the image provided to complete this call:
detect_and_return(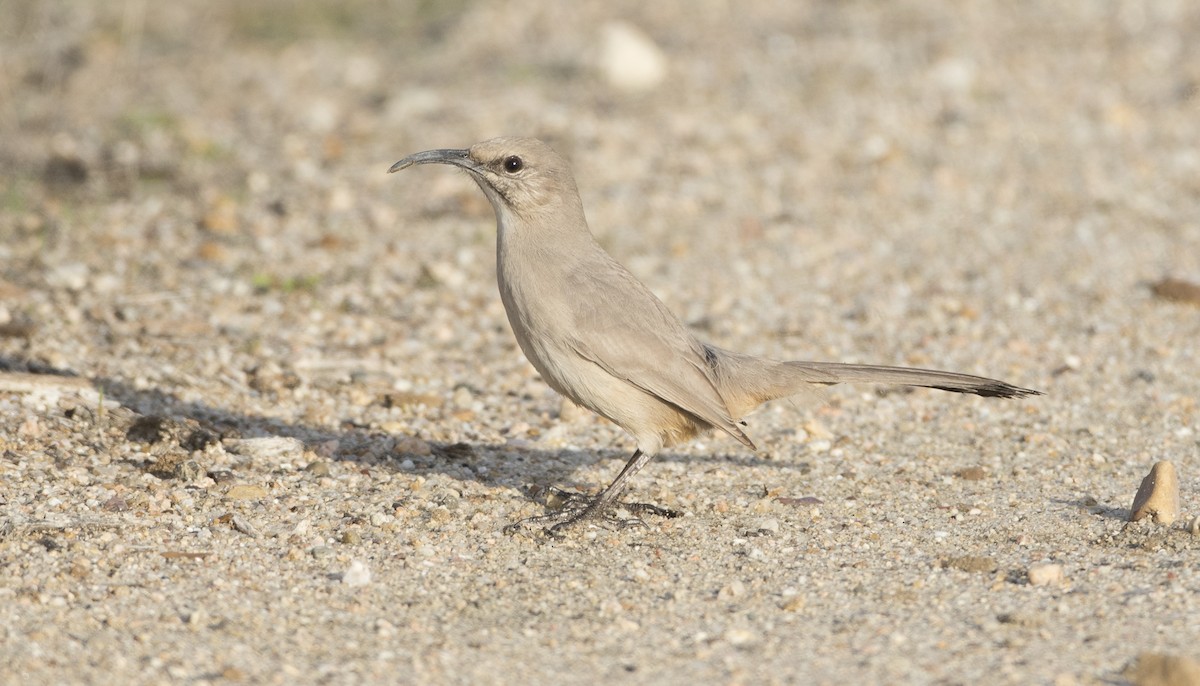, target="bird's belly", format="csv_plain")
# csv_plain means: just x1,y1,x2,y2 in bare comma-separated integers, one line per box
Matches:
518,334,707,452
